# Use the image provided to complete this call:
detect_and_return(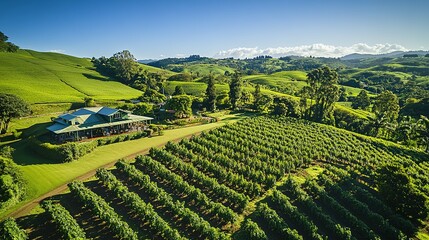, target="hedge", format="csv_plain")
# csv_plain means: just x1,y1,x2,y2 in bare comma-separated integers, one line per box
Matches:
31,131,148,162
